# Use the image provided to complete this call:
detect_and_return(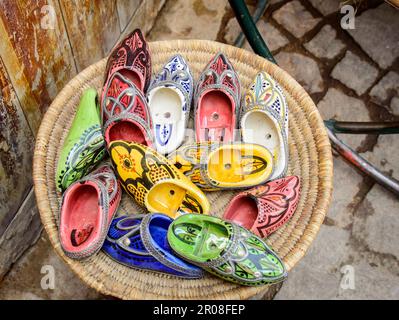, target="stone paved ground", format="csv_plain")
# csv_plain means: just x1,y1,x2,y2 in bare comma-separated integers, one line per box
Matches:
1,0,398,299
